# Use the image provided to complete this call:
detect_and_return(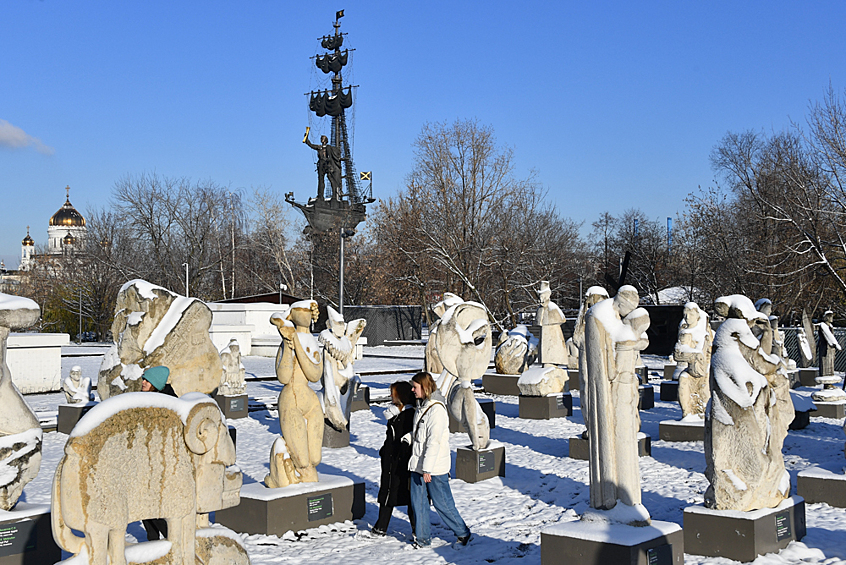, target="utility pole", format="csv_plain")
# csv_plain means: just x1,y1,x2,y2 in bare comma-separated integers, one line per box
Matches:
182,263,189,297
